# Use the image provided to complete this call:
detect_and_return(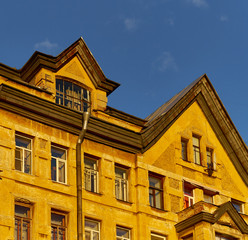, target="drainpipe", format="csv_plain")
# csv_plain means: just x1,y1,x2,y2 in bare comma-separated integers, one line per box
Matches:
76,111,90,240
